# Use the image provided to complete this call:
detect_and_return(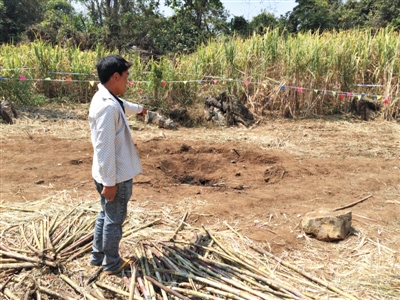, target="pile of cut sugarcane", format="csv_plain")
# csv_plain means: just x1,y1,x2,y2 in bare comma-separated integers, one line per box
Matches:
0,203,360,300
